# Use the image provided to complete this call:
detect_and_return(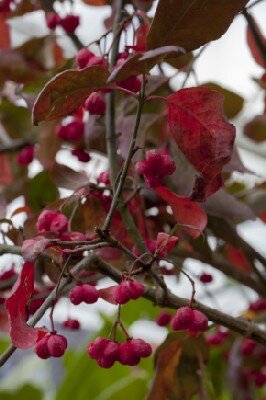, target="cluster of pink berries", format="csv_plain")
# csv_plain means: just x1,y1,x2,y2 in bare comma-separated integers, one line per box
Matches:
87,337,152,368
35,332,67,359
69,284,99,305
113,279,145,305
135,149,176,188
46,13,80,34
156,307,208,336
15,145,34,165
36,210,68,235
